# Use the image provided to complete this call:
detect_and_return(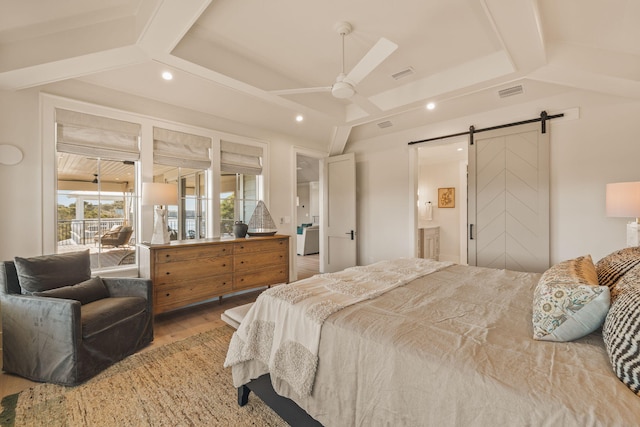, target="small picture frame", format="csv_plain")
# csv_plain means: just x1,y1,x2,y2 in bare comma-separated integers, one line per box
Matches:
438,187,455,208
